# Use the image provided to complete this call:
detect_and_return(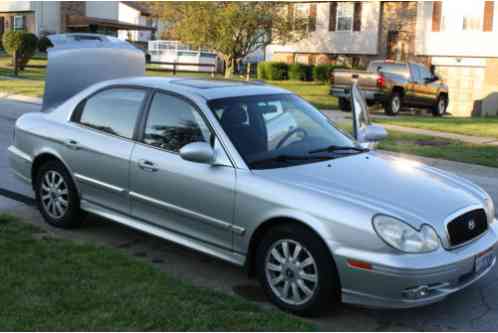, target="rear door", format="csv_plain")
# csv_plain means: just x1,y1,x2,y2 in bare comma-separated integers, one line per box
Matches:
129,91,235,250
406,64,424,106
65,87,148,214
